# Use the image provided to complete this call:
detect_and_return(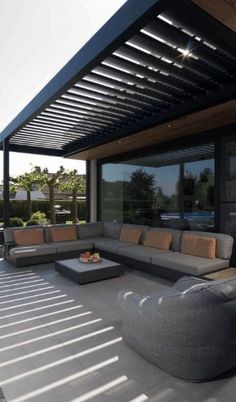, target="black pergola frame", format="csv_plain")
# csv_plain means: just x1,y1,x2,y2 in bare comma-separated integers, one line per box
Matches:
0,0,176,156
1,0,236,156
1,0,236,226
